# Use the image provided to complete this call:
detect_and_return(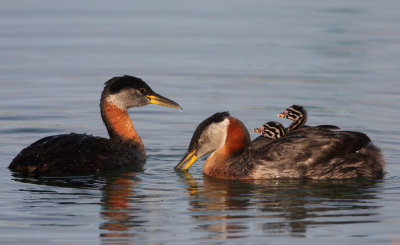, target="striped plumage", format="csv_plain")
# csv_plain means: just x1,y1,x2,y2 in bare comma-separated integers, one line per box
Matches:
278,105,307,132
279,105,339,132
253,121,286,139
